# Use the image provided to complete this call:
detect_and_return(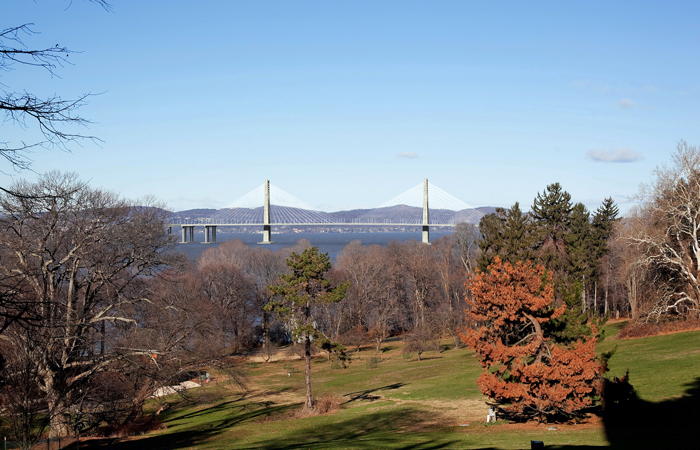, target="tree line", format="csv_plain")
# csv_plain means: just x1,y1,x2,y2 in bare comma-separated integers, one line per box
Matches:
3,143,700,444
0,172,475,446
